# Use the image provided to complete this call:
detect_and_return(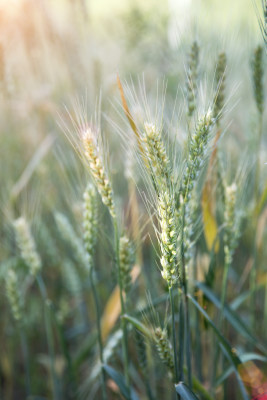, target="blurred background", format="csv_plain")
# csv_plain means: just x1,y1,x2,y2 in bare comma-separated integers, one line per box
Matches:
0,0,263,210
